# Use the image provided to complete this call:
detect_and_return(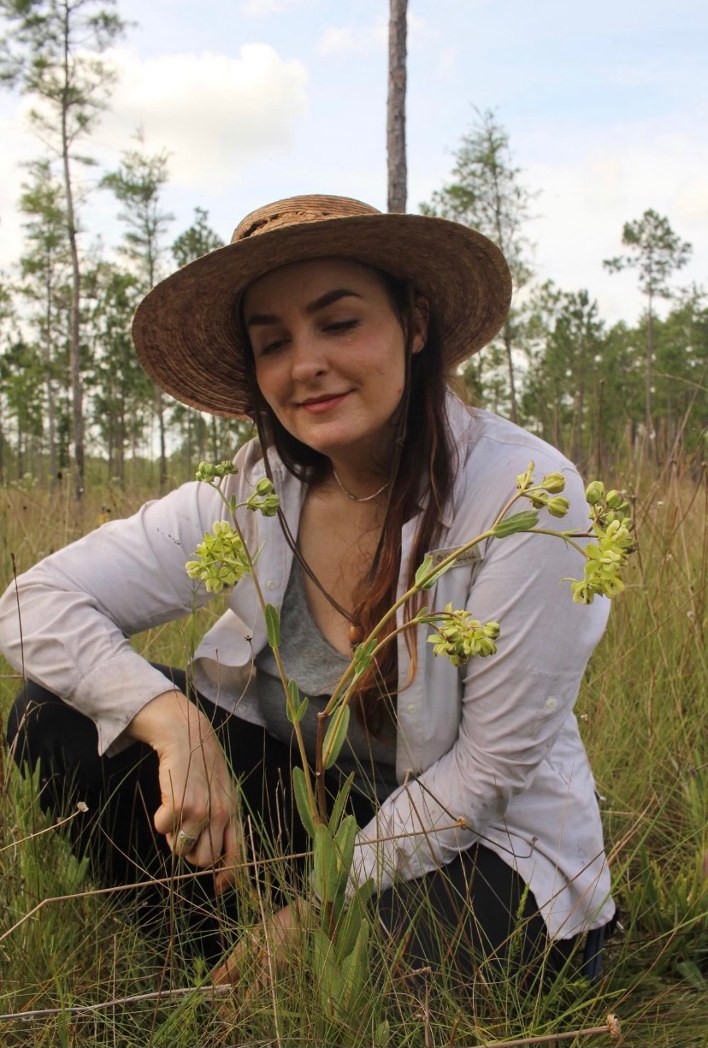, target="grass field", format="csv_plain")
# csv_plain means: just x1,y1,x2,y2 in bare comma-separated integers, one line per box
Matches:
0,462,705,1046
